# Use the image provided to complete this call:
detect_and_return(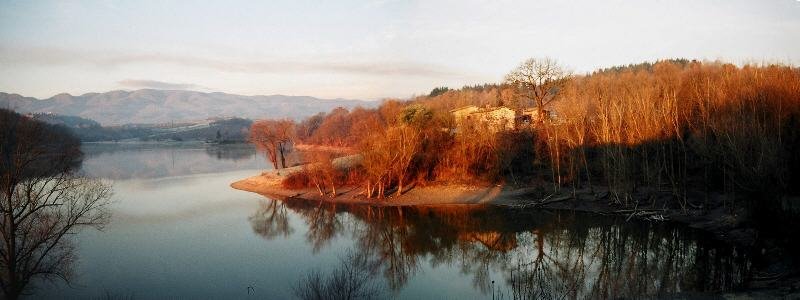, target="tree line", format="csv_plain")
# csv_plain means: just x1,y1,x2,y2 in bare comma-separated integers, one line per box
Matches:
249,58,800,217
